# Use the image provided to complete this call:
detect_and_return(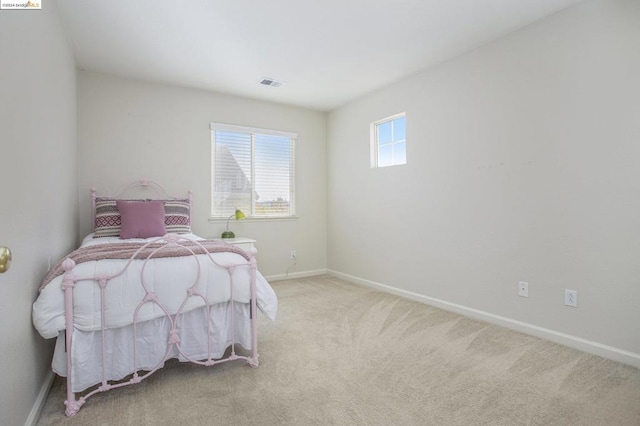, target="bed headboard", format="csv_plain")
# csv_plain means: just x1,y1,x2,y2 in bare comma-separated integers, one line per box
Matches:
91,179,193,238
